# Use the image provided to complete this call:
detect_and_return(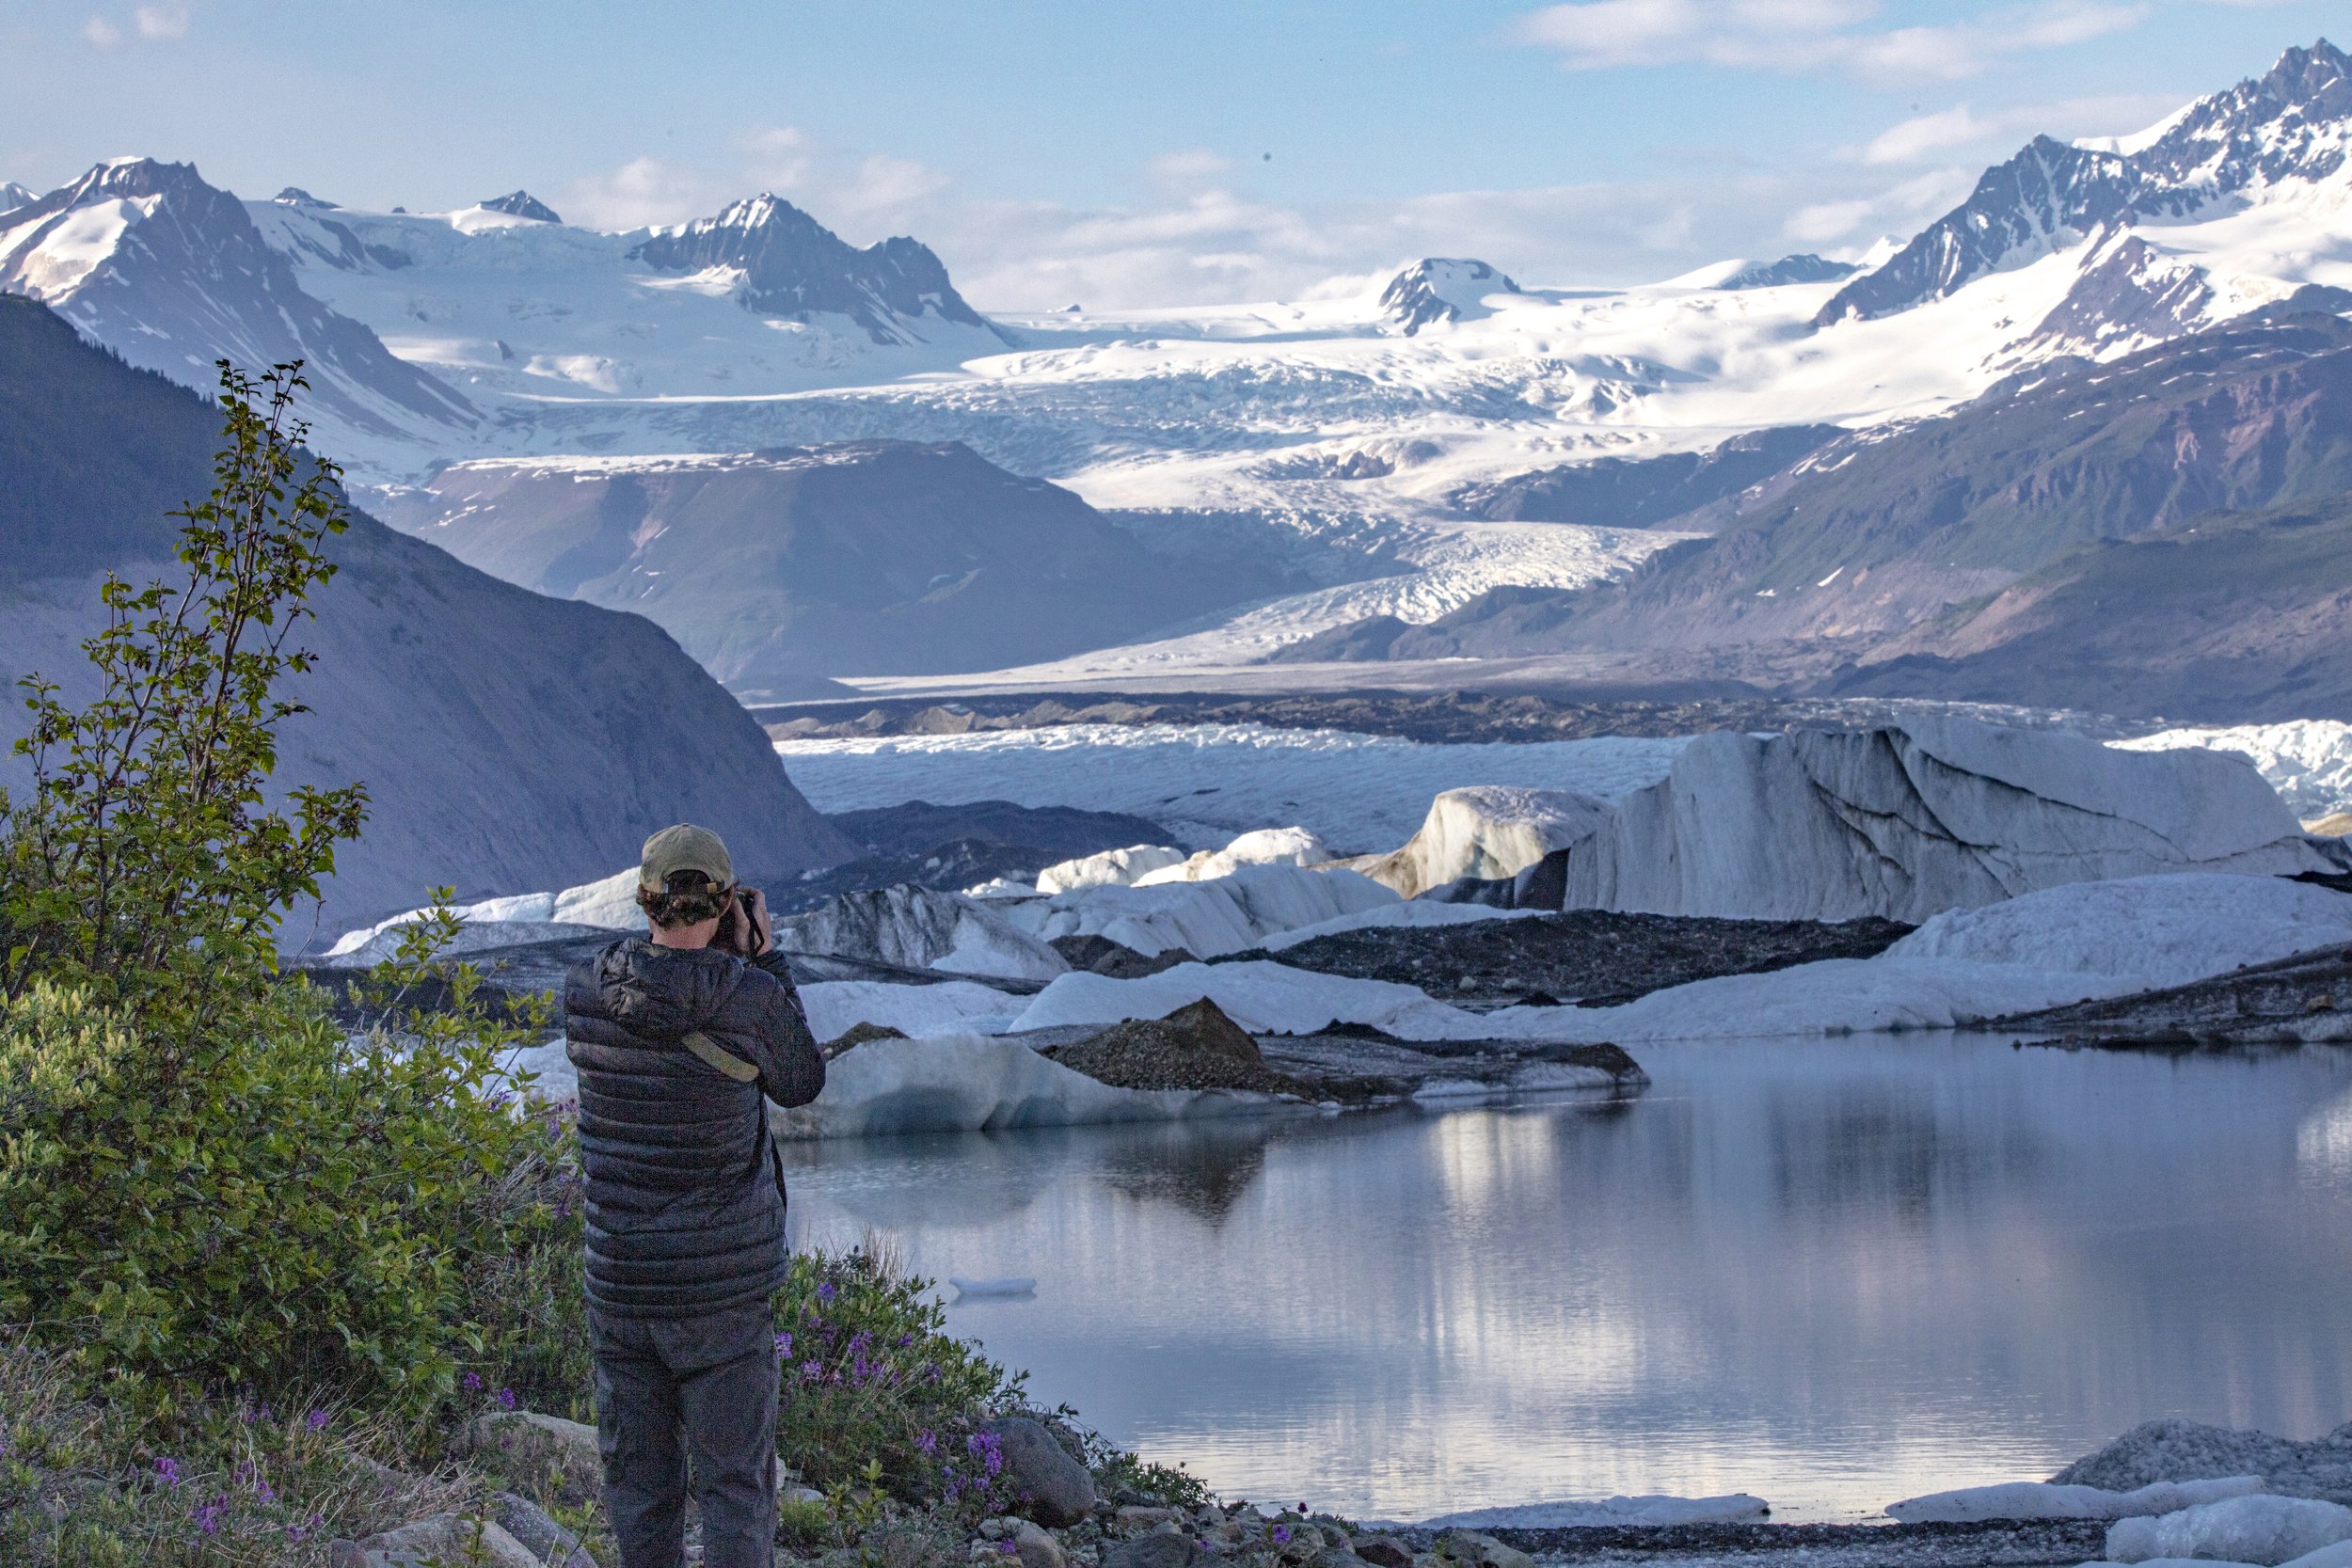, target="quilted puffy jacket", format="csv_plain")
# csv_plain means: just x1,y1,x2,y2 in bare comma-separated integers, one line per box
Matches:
564,939,825,1318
